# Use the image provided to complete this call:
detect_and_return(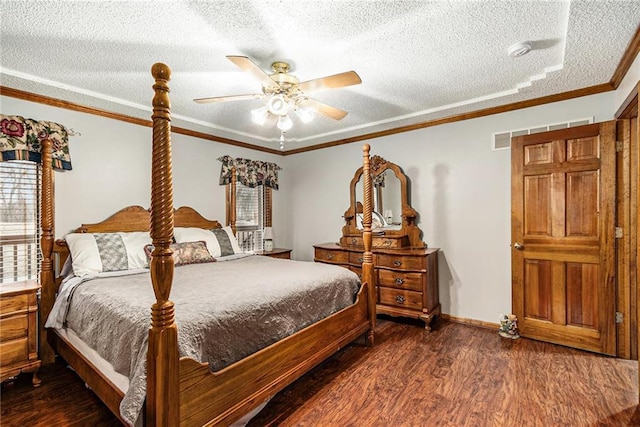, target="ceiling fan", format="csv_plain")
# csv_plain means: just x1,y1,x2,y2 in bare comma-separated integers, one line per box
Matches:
194,56,362,143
